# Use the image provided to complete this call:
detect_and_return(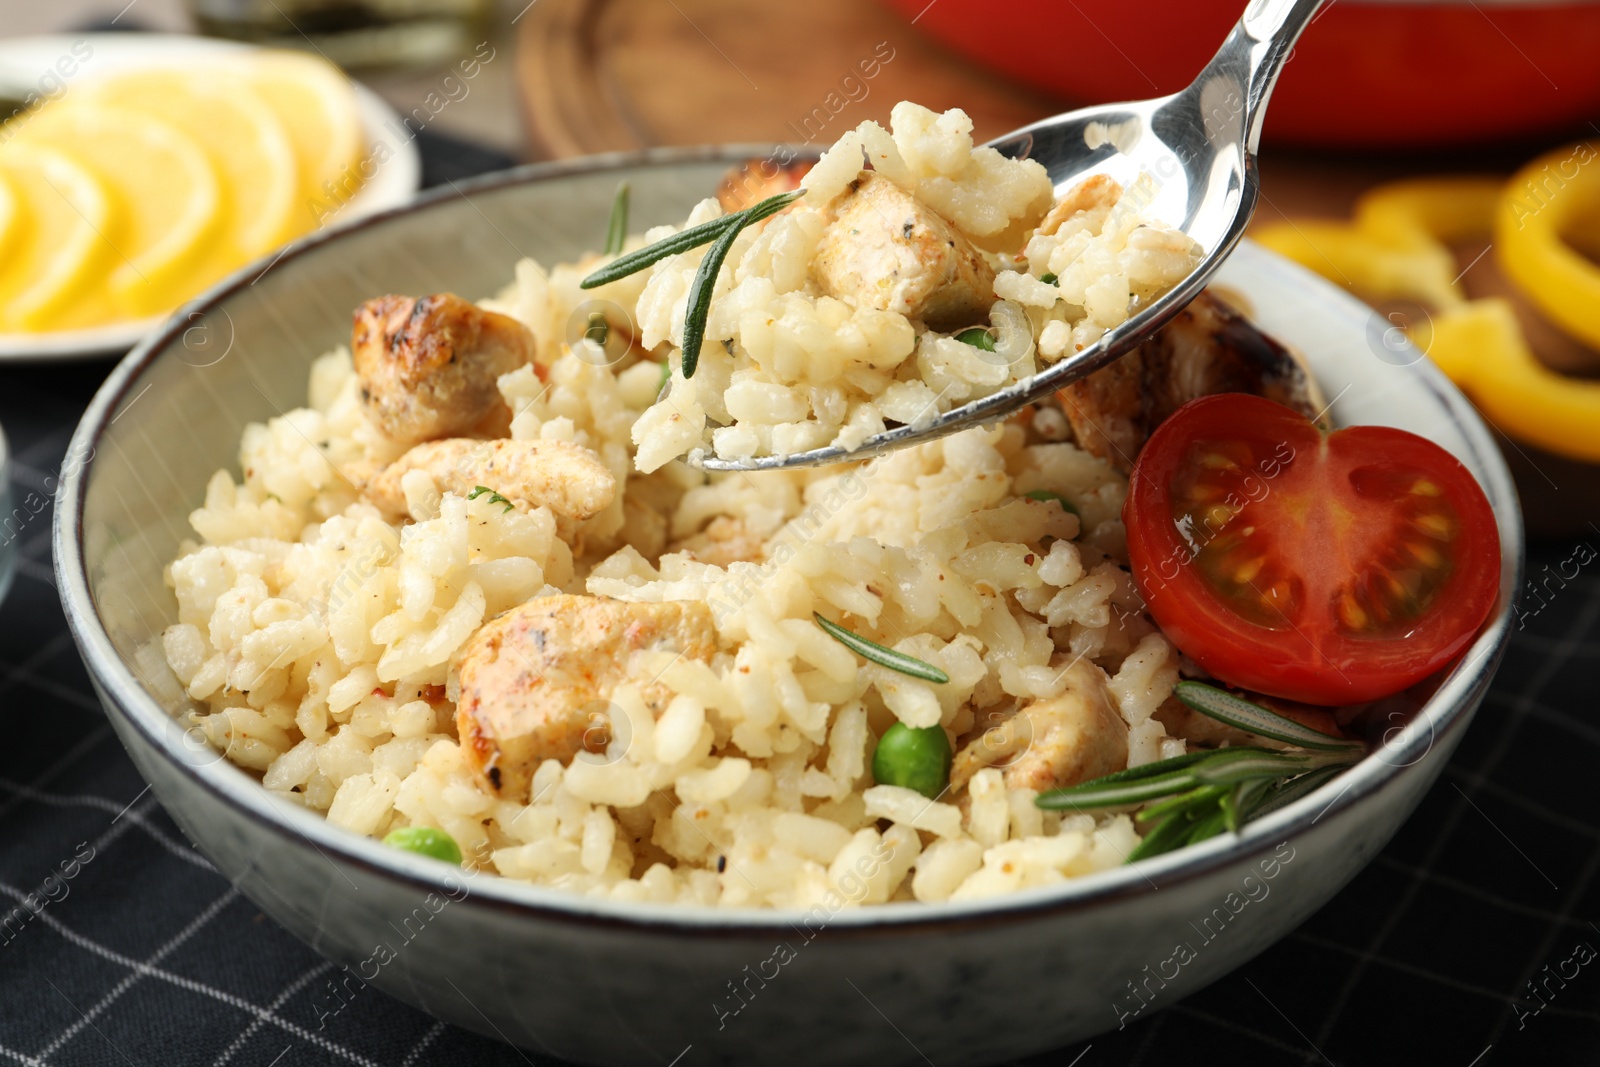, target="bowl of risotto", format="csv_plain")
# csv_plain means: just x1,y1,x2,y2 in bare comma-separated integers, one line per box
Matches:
57,105,1520,1065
